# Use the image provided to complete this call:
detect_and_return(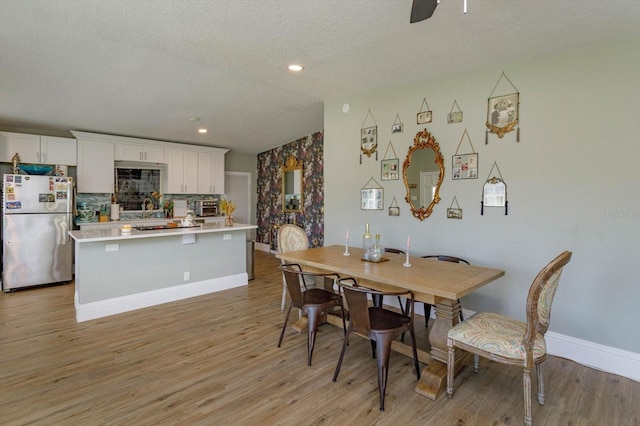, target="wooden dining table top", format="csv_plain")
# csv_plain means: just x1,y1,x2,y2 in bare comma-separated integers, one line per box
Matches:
276,245,505,303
